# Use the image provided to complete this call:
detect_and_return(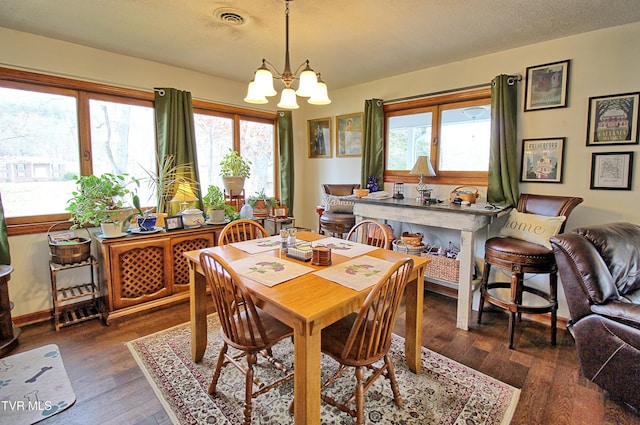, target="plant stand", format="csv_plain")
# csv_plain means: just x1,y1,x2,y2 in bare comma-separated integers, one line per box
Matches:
49,256,101,331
